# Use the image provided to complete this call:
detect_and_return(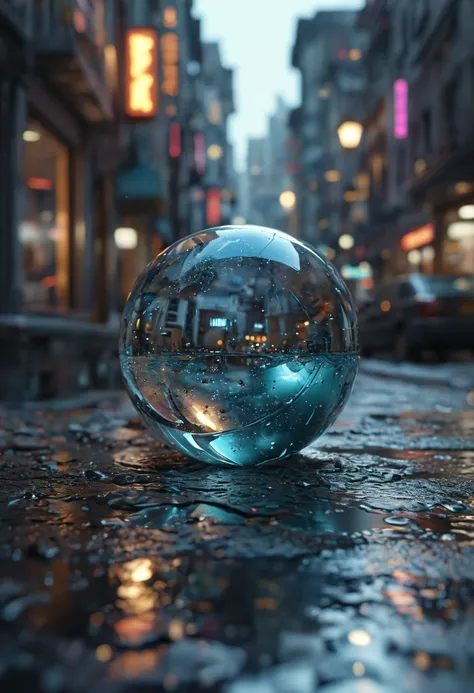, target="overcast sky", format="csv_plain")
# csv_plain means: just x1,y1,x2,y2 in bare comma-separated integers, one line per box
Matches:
195,0,363,169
